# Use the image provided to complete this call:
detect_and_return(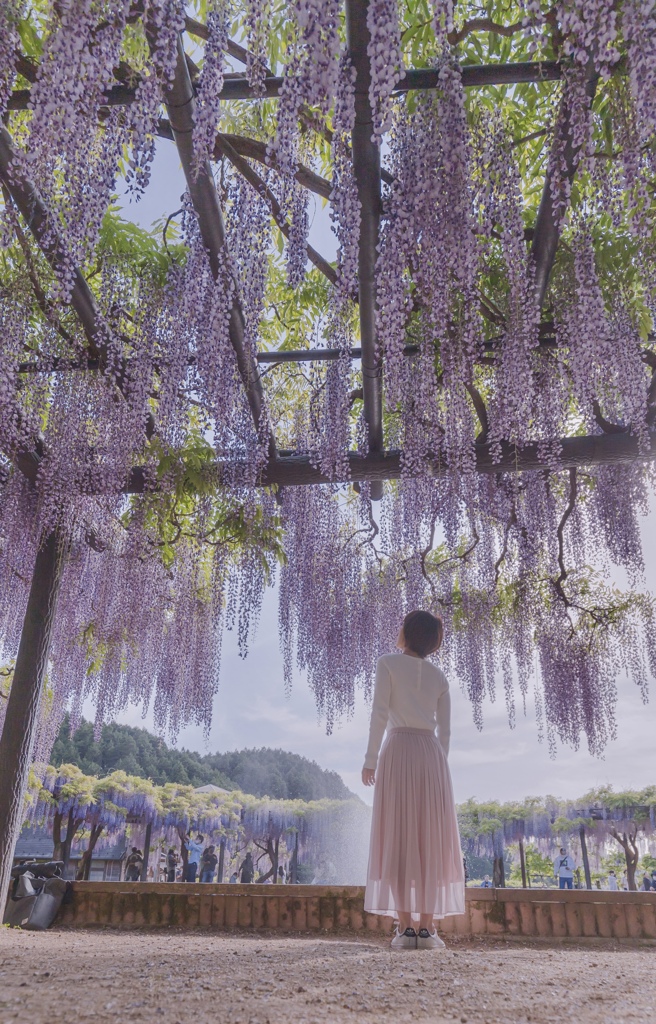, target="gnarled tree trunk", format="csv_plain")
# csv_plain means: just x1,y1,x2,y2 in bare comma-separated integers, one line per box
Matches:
609,825,640,891
254,837,279,882
75,822,104,881
53,807,83,872
177,826,188,880
62,811,84,873
52,810,64,861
